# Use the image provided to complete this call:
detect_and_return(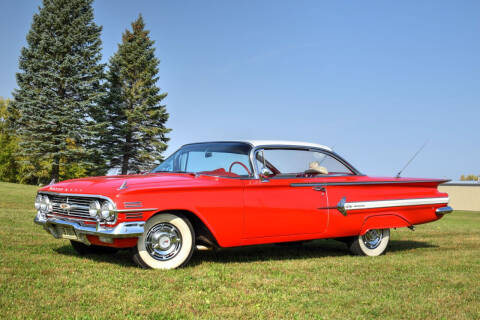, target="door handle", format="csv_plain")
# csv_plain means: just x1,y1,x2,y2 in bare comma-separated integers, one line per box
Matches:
313,186,326,192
